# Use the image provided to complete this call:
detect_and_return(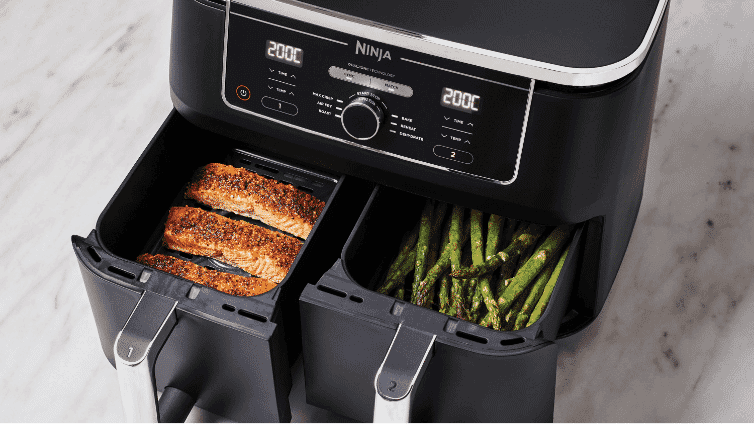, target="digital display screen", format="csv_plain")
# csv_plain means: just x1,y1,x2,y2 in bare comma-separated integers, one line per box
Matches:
440,88,481,114
265,40,303,68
